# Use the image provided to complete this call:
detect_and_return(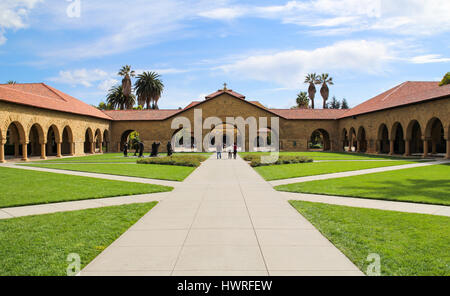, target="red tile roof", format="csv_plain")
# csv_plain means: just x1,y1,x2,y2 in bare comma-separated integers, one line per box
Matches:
103,109,180,121
270,109,348,120
340,81,449,118
206,89,245,100
0,83,111,120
